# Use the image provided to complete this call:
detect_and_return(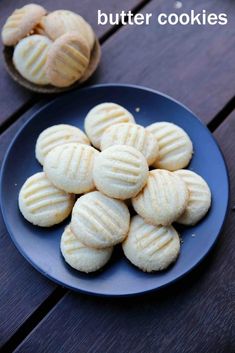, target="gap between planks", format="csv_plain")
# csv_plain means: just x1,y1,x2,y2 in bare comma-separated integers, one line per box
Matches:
1,287,68,353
